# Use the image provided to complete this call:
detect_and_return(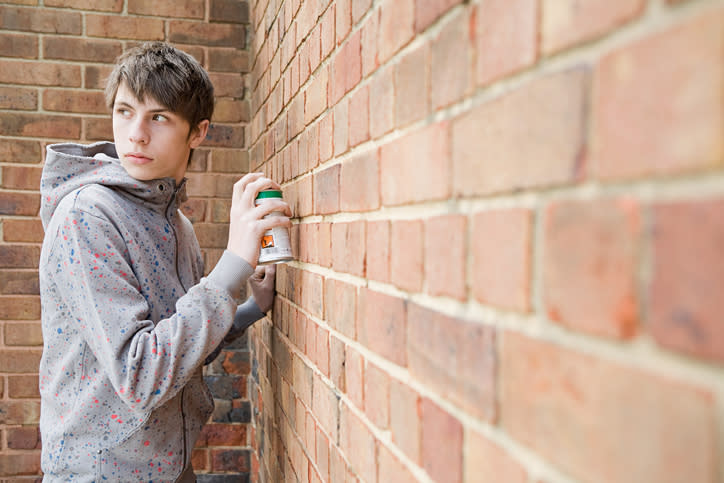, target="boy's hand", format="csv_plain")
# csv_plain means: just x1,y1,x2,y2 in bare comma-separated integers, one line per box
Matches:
227,173,292,268
249,265,276,313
